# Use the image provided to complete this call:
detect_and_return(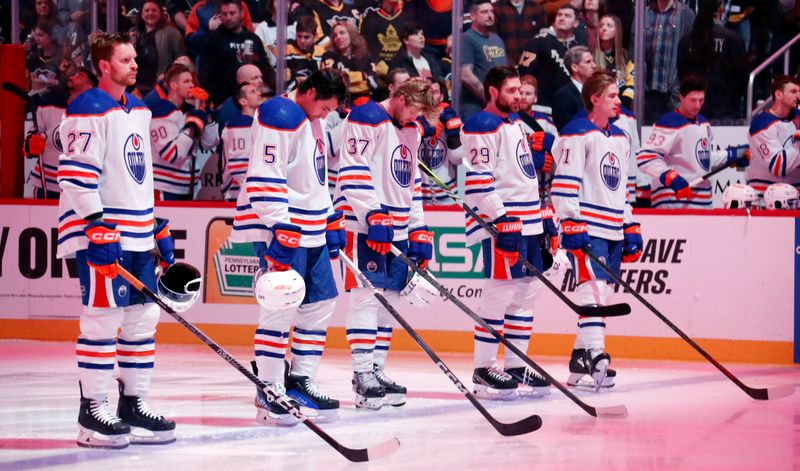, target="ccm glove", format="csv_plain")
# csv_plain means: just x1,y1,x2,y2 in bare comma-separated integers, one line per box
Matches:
540,207,559,252
532,151,554,173
84,221,122,278
528,131,555,153
264,223,302,271
184,108,208,136
325,210,346,260
24,132,46,158
366,210,394,255
408,226,434,269
439,105,463,149
660,169,692,200
622,222,643,263
154,218,175,268
560,219,589,251
493,215,523,266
